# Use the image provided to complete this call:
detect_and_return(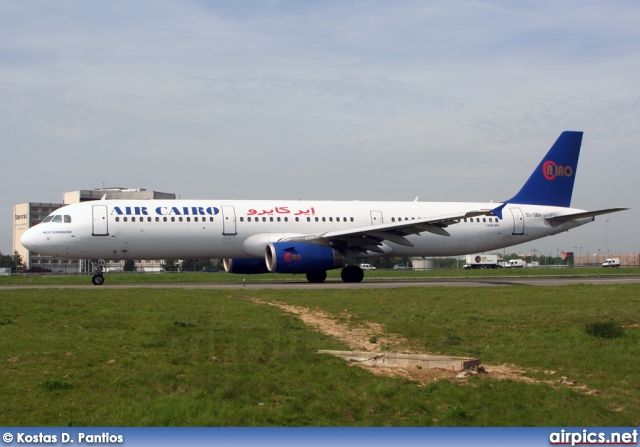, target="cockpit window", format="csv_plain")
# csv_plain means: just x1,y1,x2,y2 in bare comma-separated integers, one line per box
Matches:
42,214,72,223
